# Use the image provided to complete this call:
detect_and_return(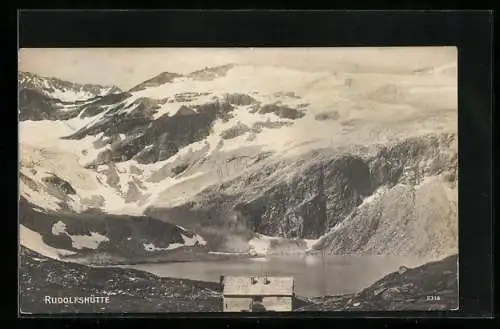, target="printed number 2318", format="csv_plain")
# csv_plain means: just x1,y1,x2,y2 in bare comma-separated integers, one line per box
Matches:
426,296,441,301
